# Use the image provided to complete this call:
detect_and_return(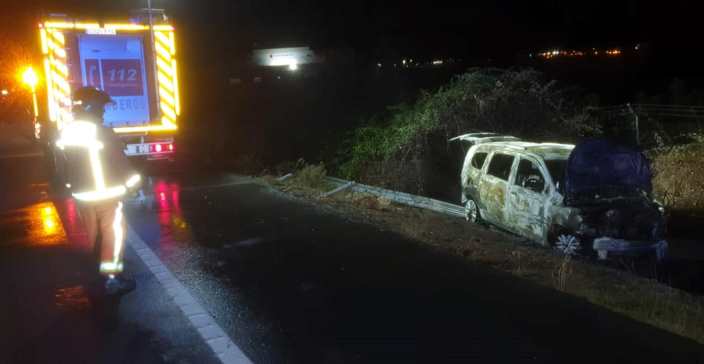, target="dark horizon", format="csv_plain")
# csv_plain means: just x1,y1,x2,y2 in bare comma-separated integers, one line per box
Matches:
3,1,703,56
